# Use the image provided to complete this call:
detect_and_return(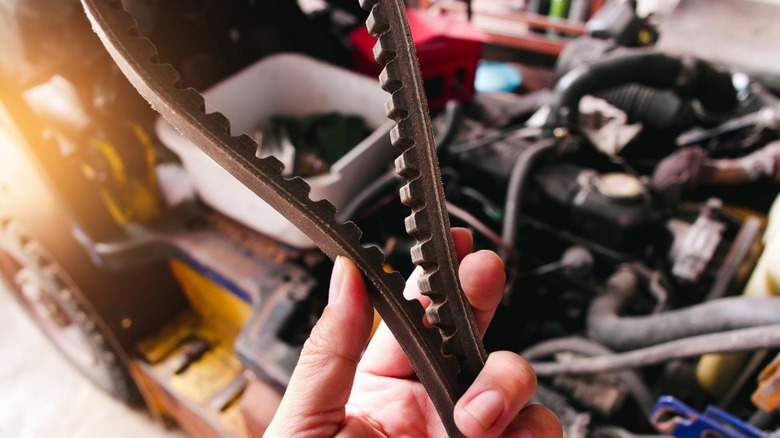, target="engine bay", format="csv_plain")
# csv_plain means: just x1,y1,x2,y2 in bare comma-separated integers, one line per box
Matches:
348,36,780,435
